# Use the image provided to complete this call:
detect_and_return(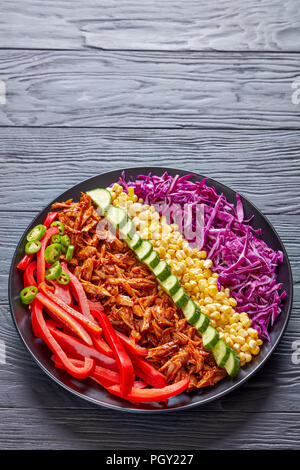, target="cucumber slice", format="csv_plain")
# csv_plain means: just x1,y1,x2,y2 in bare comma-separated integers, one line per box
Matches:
106,206,127,227
172,287,189,309
182,300,200,325
202,325,219,350
224,350,240,378
135,240,153,261
144,250,160,269
212,339,230,367
127,232,142,250
87,188,112,212
161,274,181,296
194,312,210,333
153,260,171,282
118,218,135,239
